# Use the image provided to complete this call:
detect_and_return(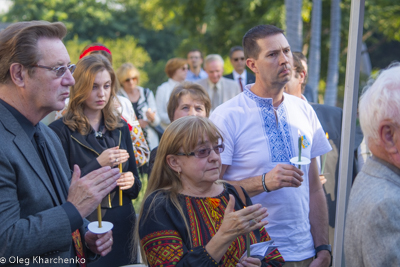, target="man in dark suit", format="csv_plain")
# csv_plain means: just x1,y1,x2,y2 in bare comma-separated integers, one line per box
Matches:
0,21,120,266
224,46,255,91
